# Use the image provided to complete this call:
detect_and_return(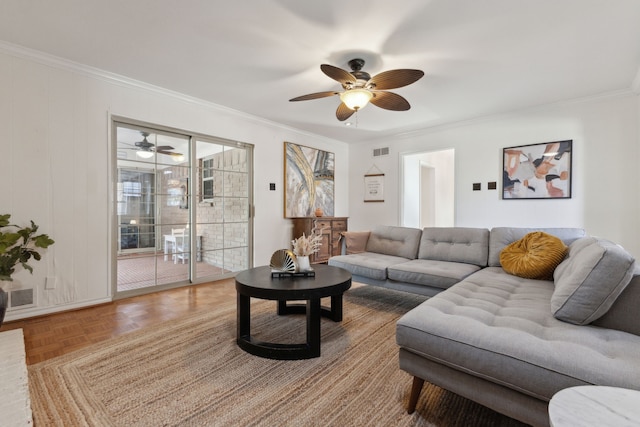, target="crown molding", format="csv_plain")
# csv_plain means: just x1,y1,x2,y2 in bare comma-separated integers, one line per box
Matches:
359,88,637,145
0,40,345,145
